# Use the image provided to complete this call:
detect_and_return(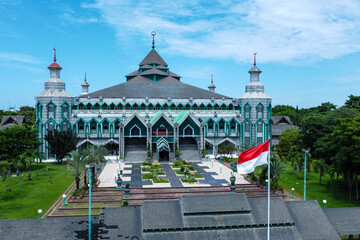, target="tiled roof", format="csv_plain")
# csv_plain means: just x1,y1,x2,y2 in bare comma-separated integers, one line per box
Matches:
139,49,167,66
47,62,62,69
